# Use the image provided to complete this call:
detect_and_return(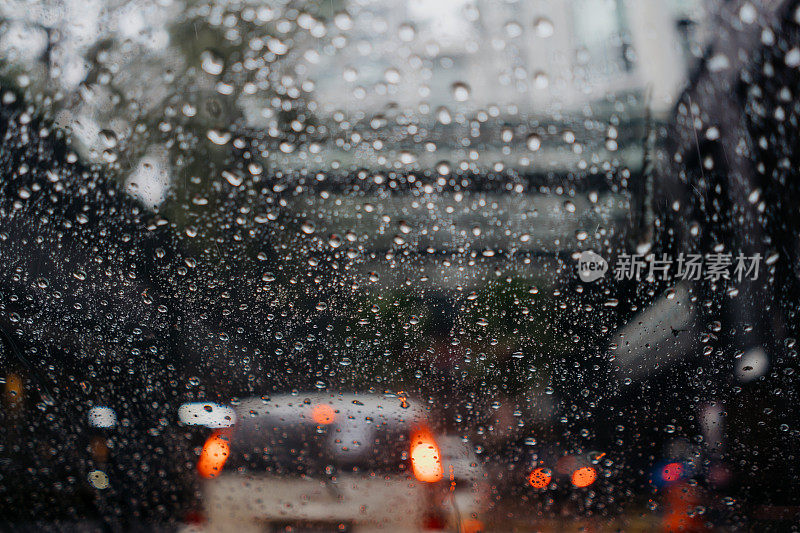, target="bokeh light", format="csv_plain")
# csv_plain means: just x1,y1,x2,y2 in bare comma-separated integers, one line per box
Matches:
197,432,230,479
311,404,336,425
662,462,684,483
528,467,552,488
410,433,443,483
571,466,597,488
